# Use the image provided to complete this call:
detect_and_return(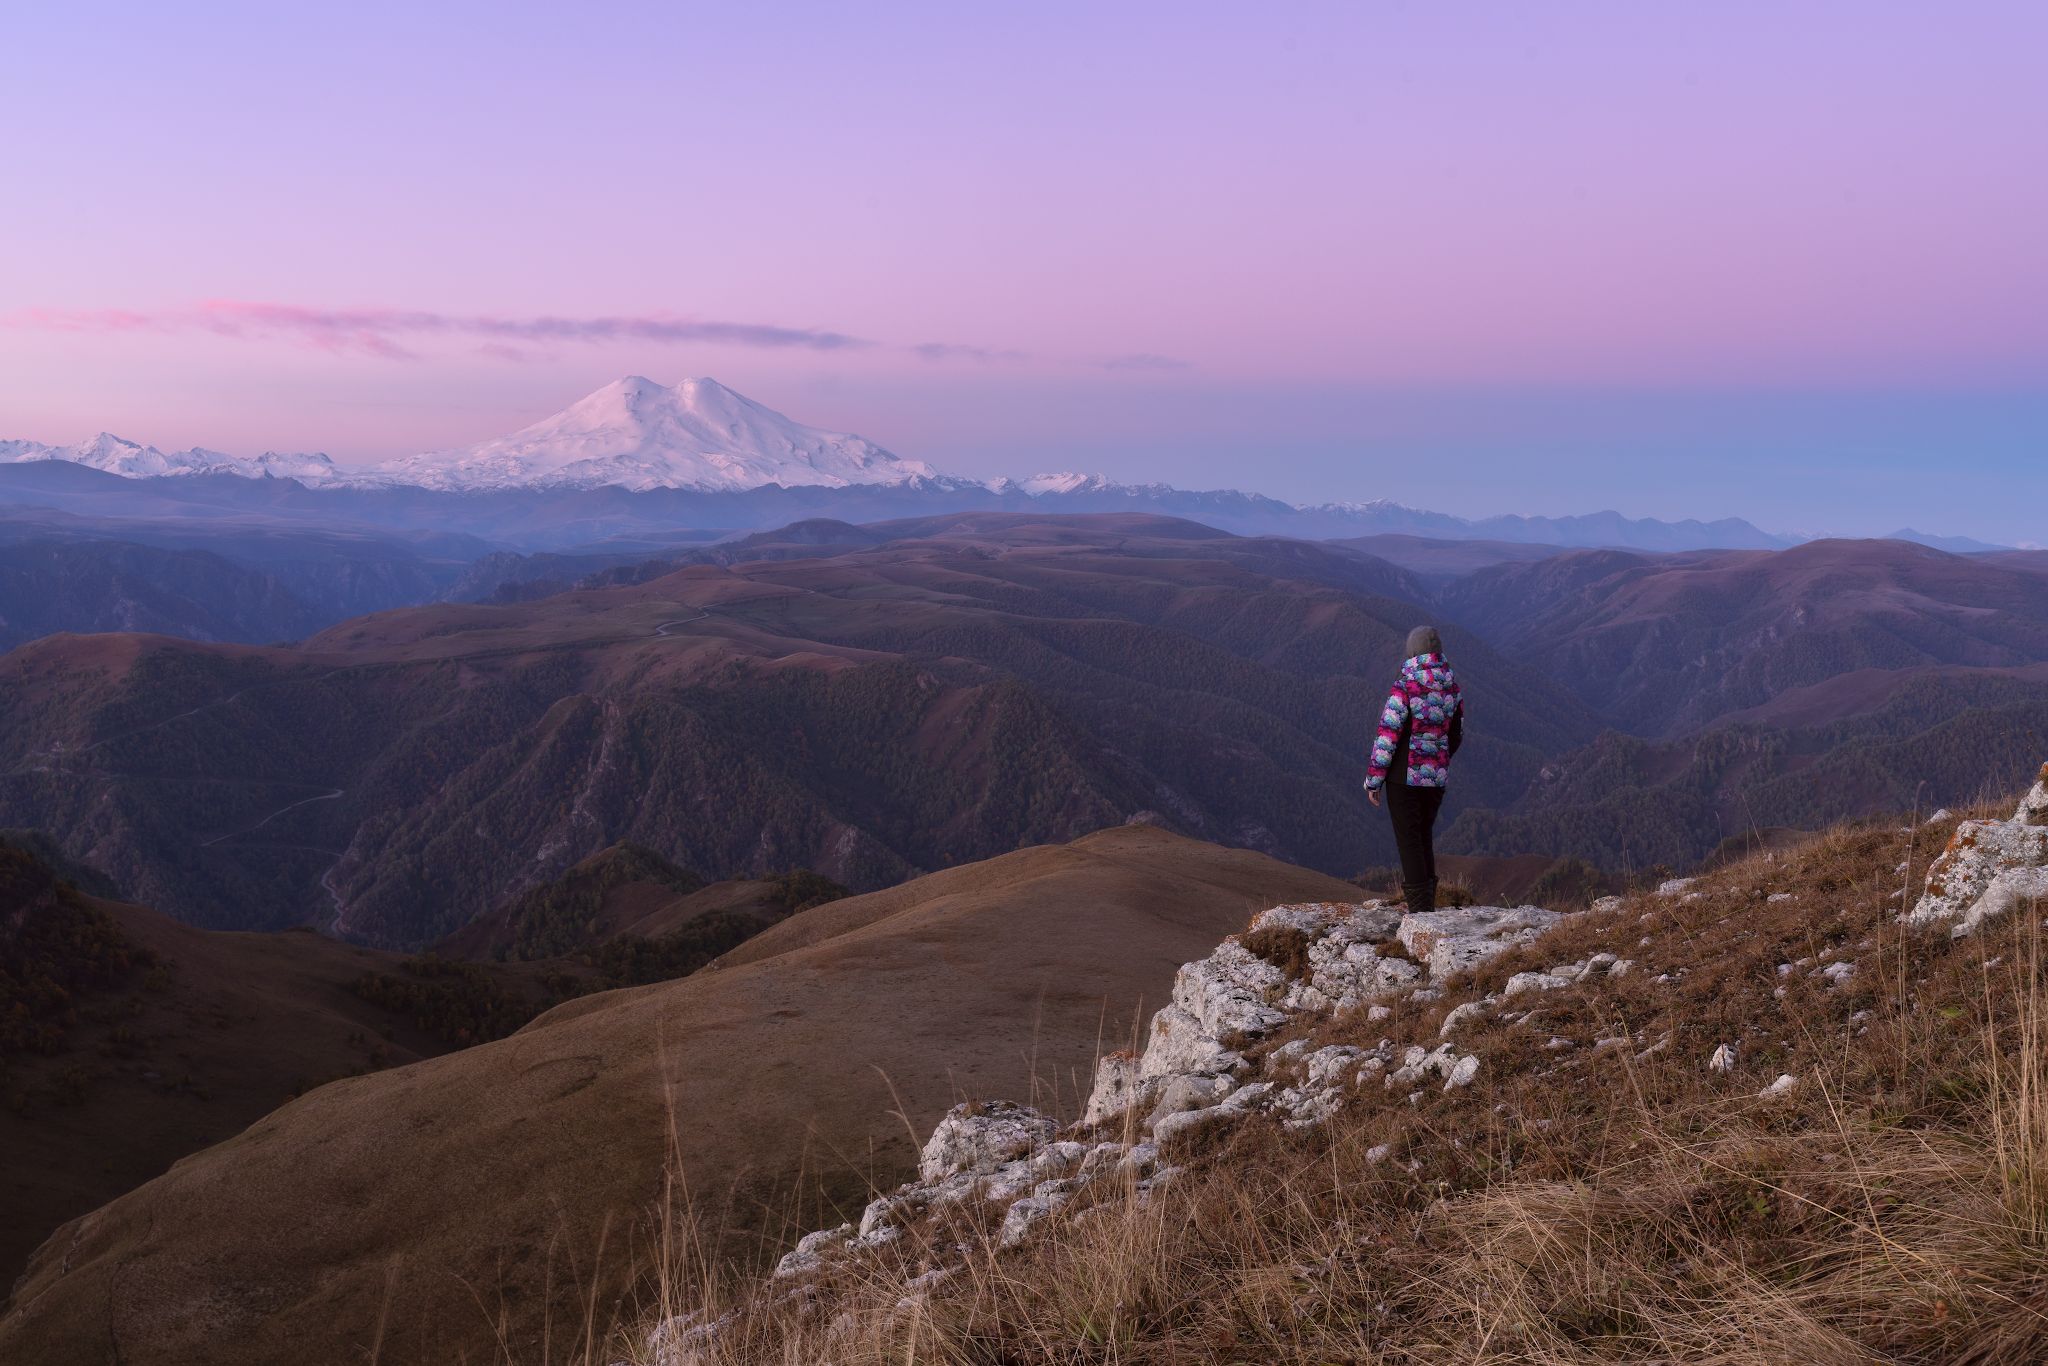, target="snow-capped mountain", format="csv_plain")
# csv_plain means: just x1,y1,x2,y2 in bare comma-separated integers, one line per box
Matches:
365,376,938,493
0,434,343,483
